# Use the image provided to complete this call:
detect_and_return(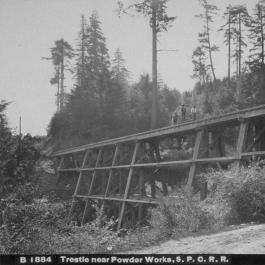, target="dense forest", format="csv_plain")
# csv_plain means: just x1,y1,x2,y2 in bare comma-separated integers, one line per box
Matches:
46,0,265,150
